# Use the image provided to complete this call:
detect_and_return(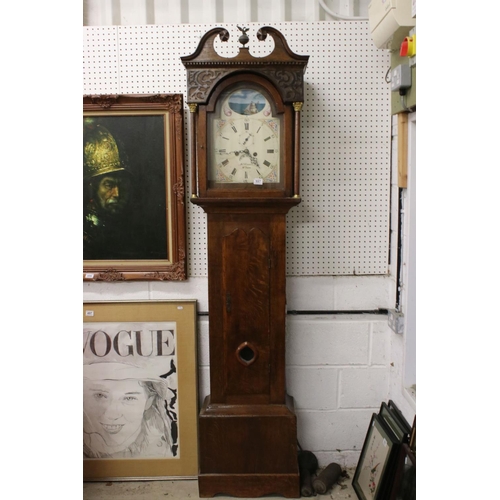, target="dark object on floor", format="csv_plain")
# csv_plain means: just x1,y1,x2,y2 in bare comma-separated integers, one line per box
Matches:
298,450,319,497
313,462,343,494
